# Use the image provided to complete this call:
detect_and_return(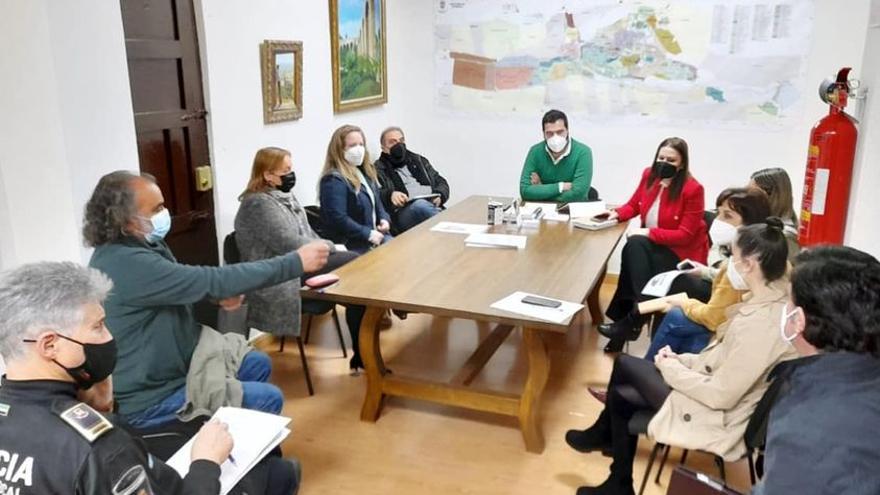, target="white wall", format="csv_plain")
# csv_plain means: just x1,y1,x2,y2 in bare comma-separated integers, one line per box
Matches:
198,0,876,271
0,0,137,269
385,0,874,268
0,0,80,267
0,0,878,274
845,0,880,256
